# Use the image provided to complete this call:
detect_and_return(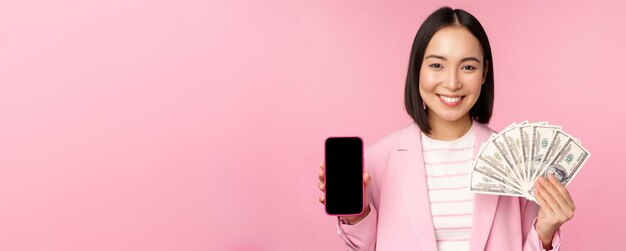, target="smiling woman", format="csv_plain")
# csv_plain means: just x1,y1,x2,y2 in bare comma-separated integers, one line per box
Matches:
417,26,489,141
318,6,574,251
404,7,494,140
